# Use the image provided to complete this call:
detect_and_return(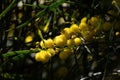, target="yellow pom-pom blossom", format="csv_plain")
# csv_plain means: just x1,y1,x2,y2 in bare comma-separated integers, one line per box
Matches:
40,39,47,48
88,16,99,27
61,28,72,39
54,34,67,47
79,22,89,31
47,48,56,56
40,38,54,48
66,39,74,46
35,41,40,48
25,35,33,43
70,24,80,34
81,30,94,41
59,47,74,60
46,38,54,48
79,18,96,41
35,50,51,63
80,17,87,23
59,51,69,60
73,37,82,46
115,31,120,36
